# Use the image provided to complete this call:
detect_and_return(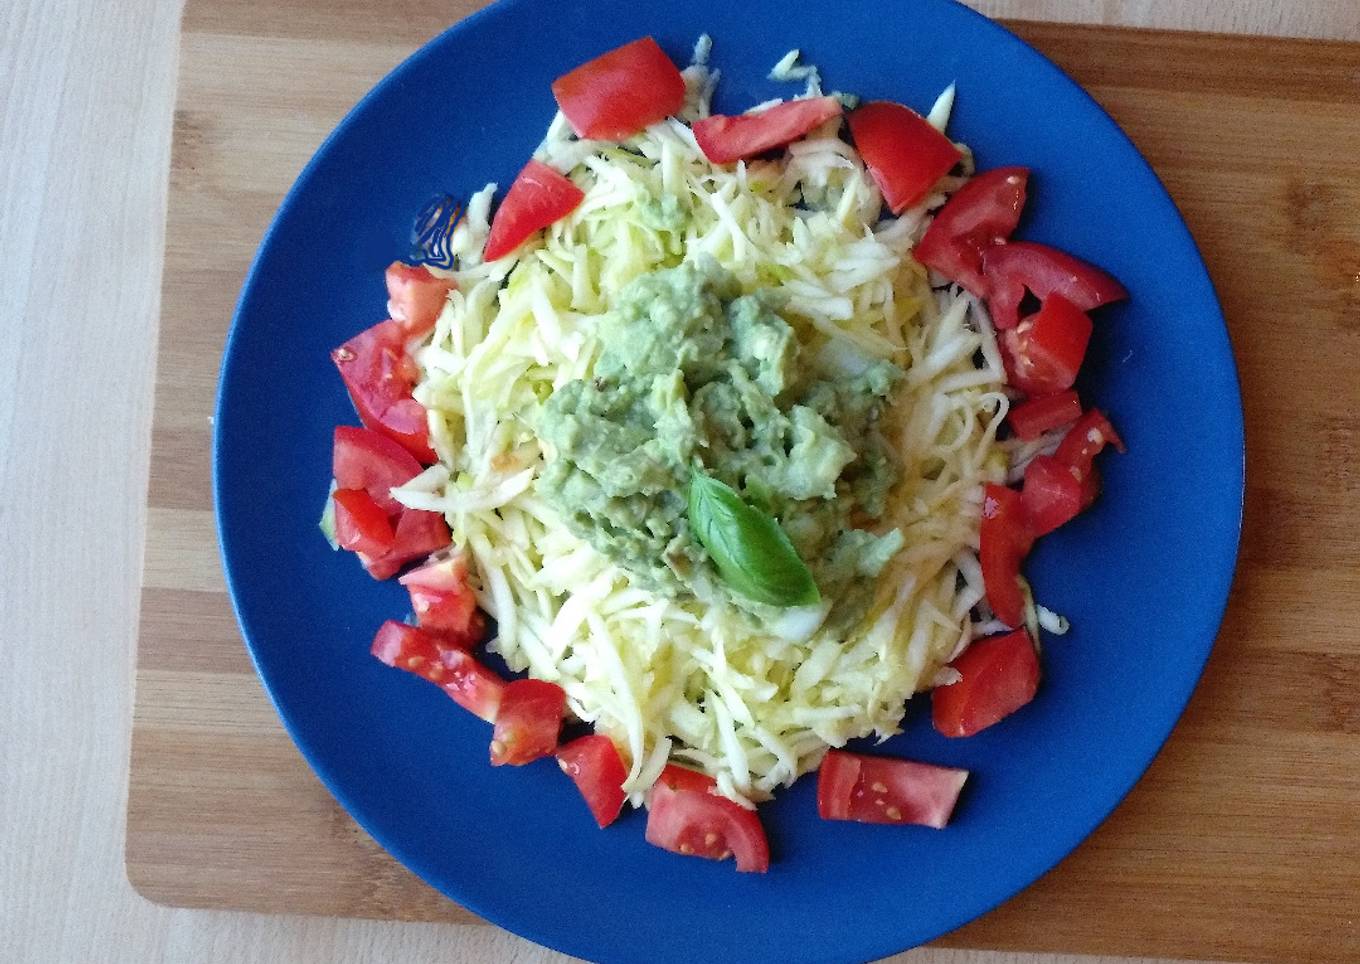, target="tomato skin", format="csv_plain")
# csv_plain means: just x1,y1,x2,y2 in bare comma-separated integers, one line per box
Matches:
551,37,686,140
1007,390,1082,441
692,96,843,164
385,262,455,336
645,767,769,873
358,508,450,580
915,166,1029,295
483,160,585,262
1054,408,1124,510
491,679,566,766
331,321,435,462
399,553,481,643
982,241,1127,330
1001,294,1093,396
1021,454,1086,535
332,425,422,515
370,620,507,721
556,735,629,828
816,750,969,828
932,629,1041,737
331,488,396,556
979,484,1031,628
848,100,962,214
